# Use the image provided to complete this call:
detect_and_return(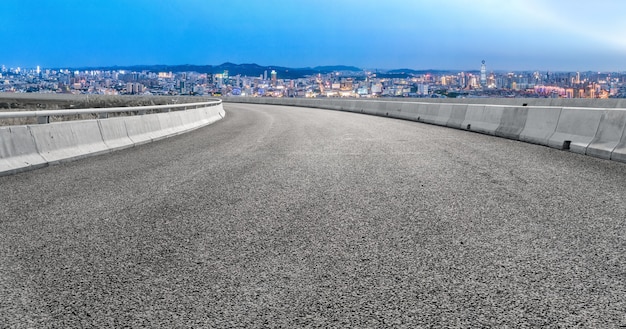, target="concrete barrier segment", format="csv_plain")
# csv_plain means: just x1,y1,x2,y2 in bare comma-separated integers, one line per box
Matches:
344,99,359,112
379,101,397,118
98,117,134,151
291,98,321,110
389,102,406,119
586,110,626,160
293,98,305,107
156,111,185,136
0,126,47,175
461,105,502,135
178,109,198,125
518,107,562,146
611,133,626,163
124,114,163,145
203,104,226,125
178,107,204,130
522,99,553,107
359,101,380,115
322,99,340,111
414,103,443,125
450,98,525,106
547,107,604,154
343,99,357,111
445,104,468,129
394,102,420,121
29,120,108,164
412,103,427,122
301,99,319,109
495,106,529,140
364,101,388,116
69,120,111,157
325,99,341,111
550,98,621,108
